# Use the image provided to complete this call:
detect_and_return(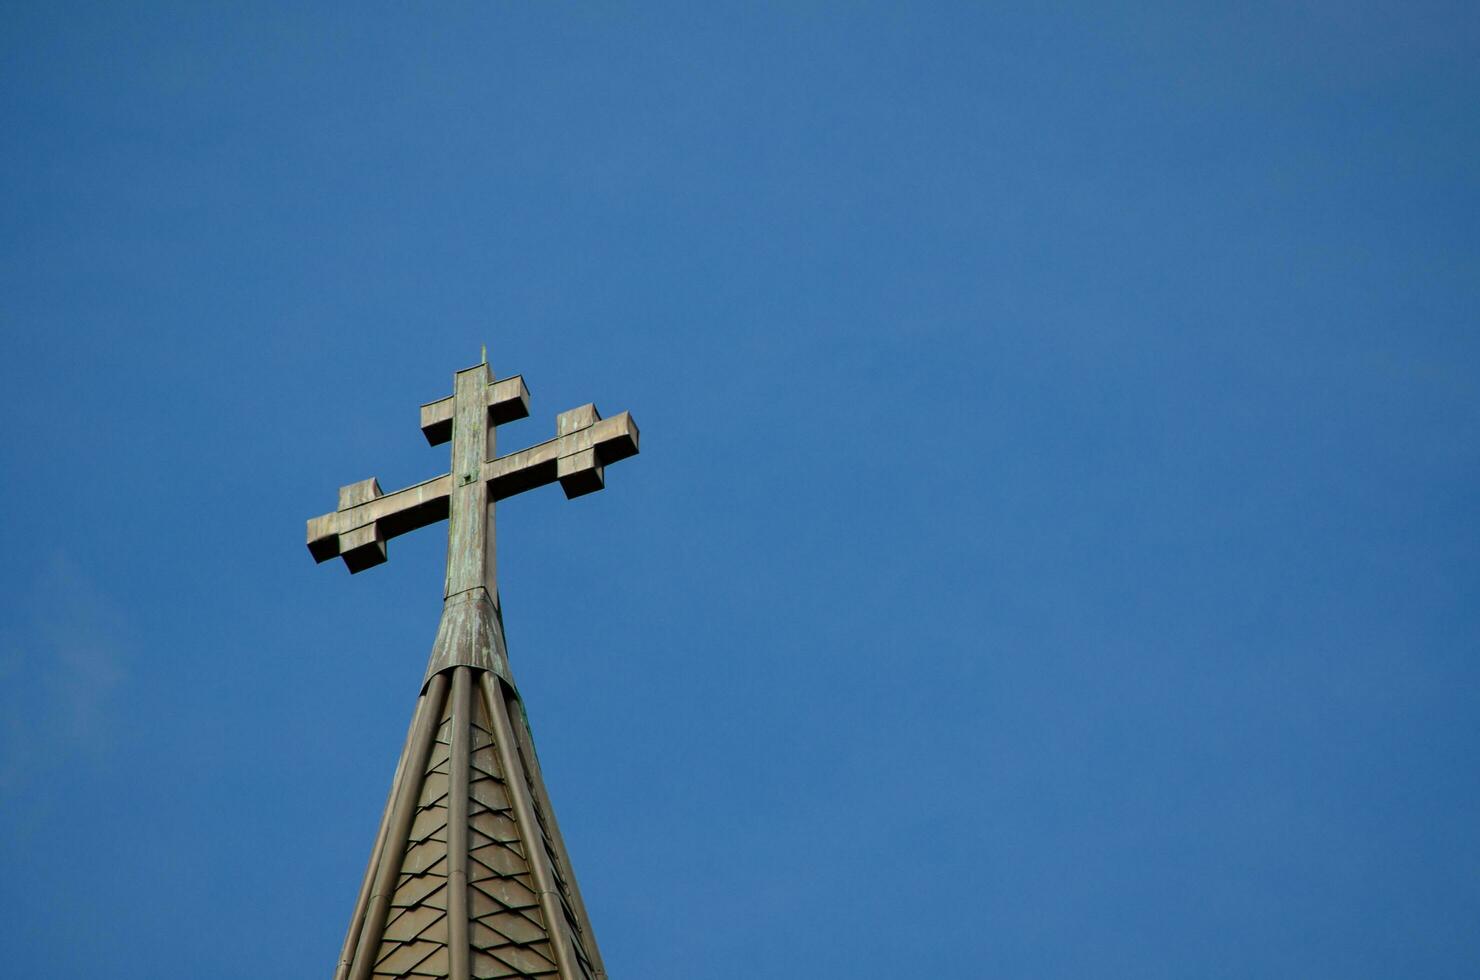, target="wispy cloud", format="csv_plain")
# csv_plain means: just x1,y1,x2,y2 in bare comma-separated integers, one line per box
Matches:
0,554,129,793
